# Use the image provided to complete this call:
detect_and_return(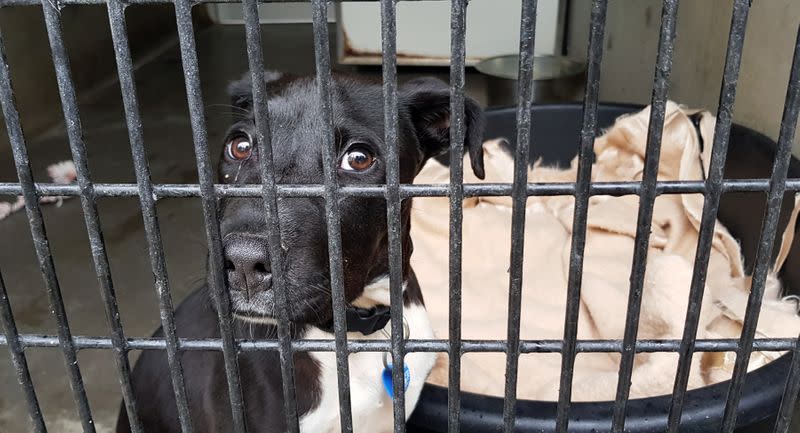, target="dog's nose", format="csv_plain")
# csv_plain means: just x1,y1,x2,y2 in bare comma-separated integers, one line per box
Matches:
223,235,272,296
